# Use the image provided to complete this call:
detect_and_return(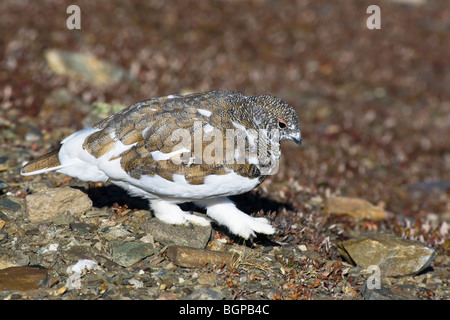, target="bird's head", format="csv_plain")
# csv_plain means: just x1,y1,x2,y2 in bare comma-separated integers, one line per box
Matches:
251,94,302,145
